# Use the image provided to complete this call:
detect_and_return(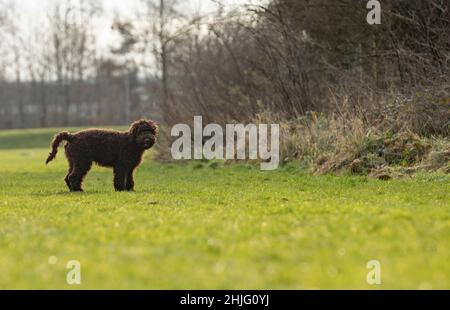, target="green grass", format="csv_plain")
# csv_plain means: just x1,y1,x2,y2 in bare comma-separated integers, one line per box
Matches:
0,128,449,289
